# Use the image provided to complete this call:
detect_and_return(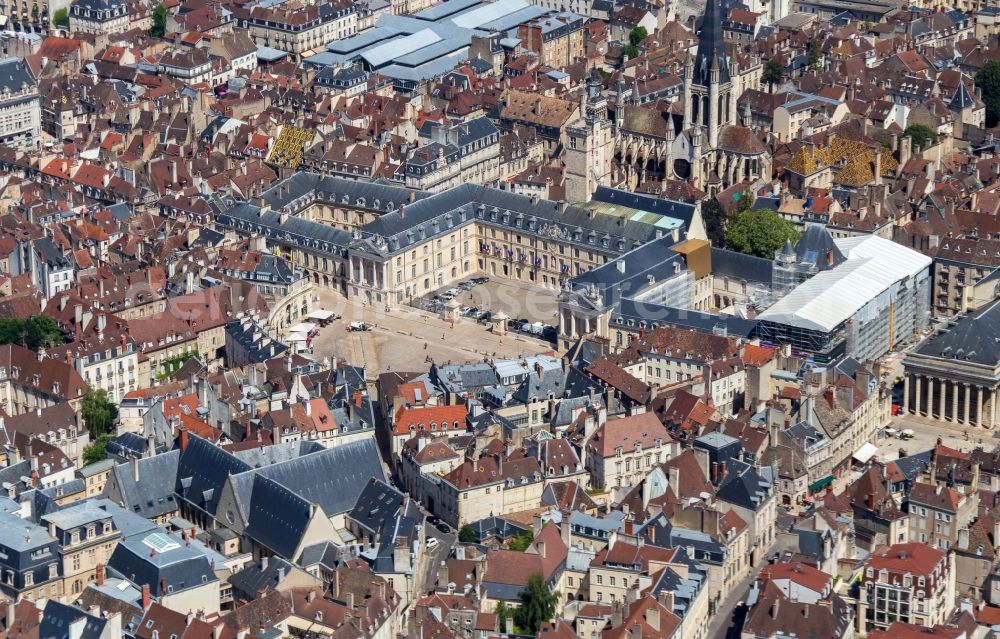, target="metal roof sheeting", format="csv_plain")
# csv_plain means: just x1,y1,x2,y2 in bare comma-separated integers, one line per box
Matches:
361,28,441,67
758,235,931,332
450,0,530,28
